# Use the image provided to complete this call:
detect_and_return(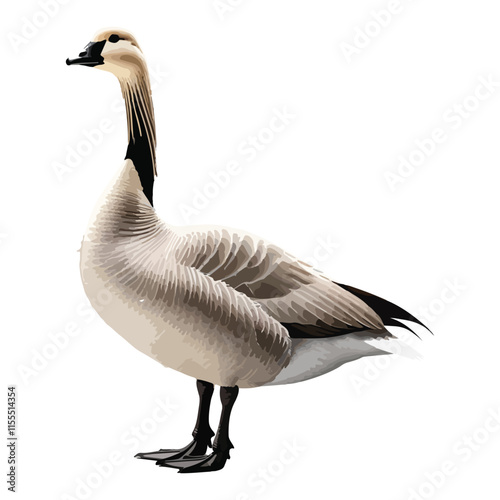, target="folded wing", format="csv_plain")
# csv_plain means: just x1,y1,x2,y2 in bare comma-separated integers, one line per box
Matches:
174,226,397,339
